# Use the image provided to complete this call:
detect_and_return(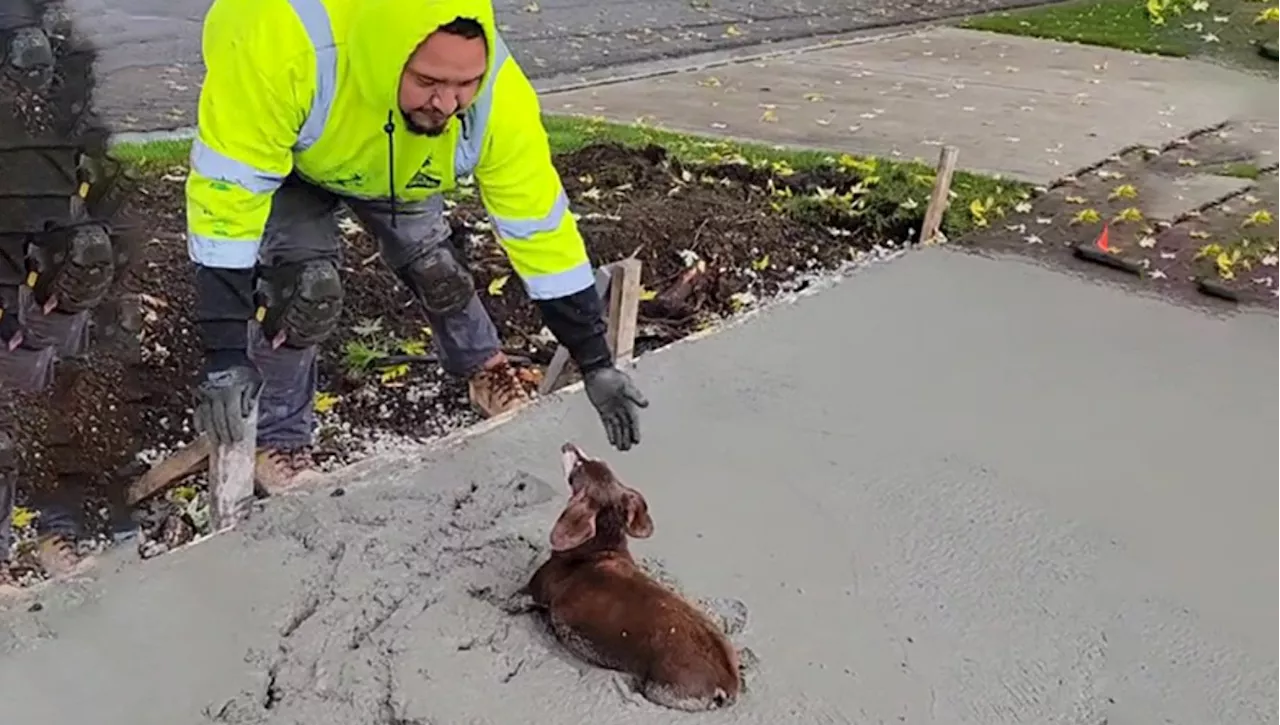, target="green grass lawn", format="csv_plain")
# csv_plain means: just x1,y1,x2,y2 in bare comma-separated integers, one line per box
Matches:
964,0,1197,56
107,113,1030,238
961,0,1278,75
